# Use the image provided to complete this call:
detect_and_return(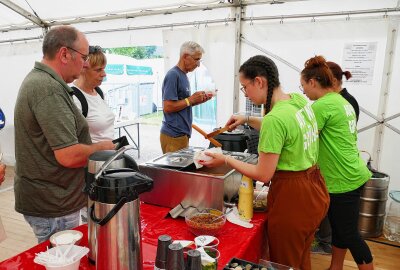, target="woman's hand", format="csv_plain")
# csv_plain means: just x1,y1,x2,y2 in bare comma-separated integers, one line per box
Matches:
198,152,226,168
225,114,246,131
